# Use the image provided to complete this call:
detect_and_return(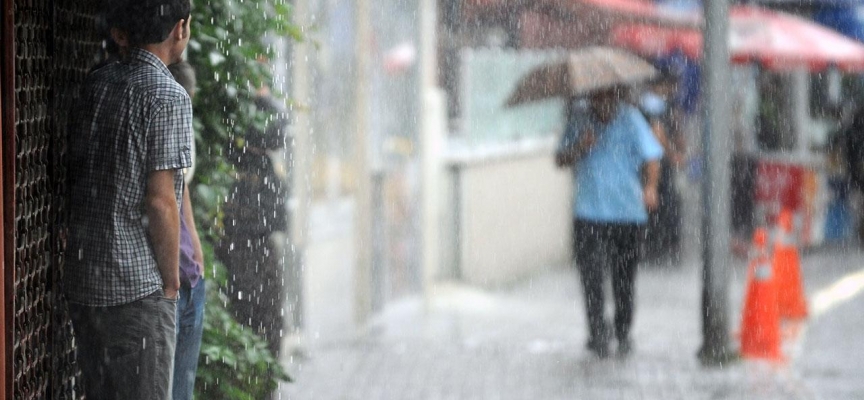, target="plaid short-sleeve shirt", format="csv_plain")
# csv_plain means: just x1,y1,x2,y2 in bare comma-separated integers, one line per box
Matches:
65,48,193,306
